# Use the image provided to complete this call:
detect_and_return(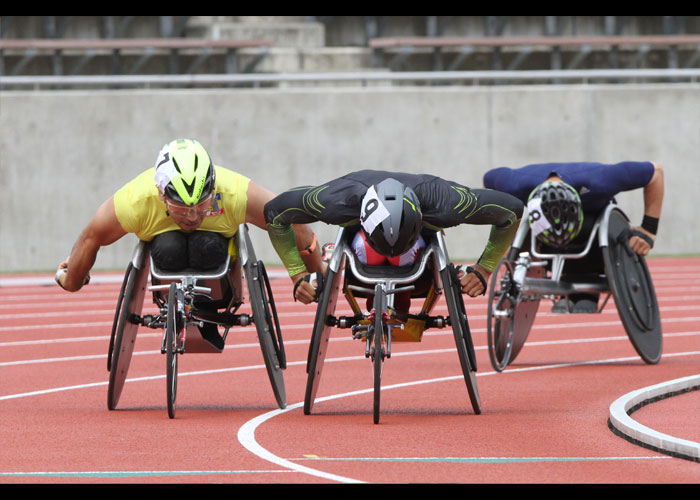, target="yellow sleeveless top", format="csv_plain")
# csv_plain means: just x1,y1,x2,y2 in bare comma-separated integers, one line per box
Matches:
113,166,250,241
